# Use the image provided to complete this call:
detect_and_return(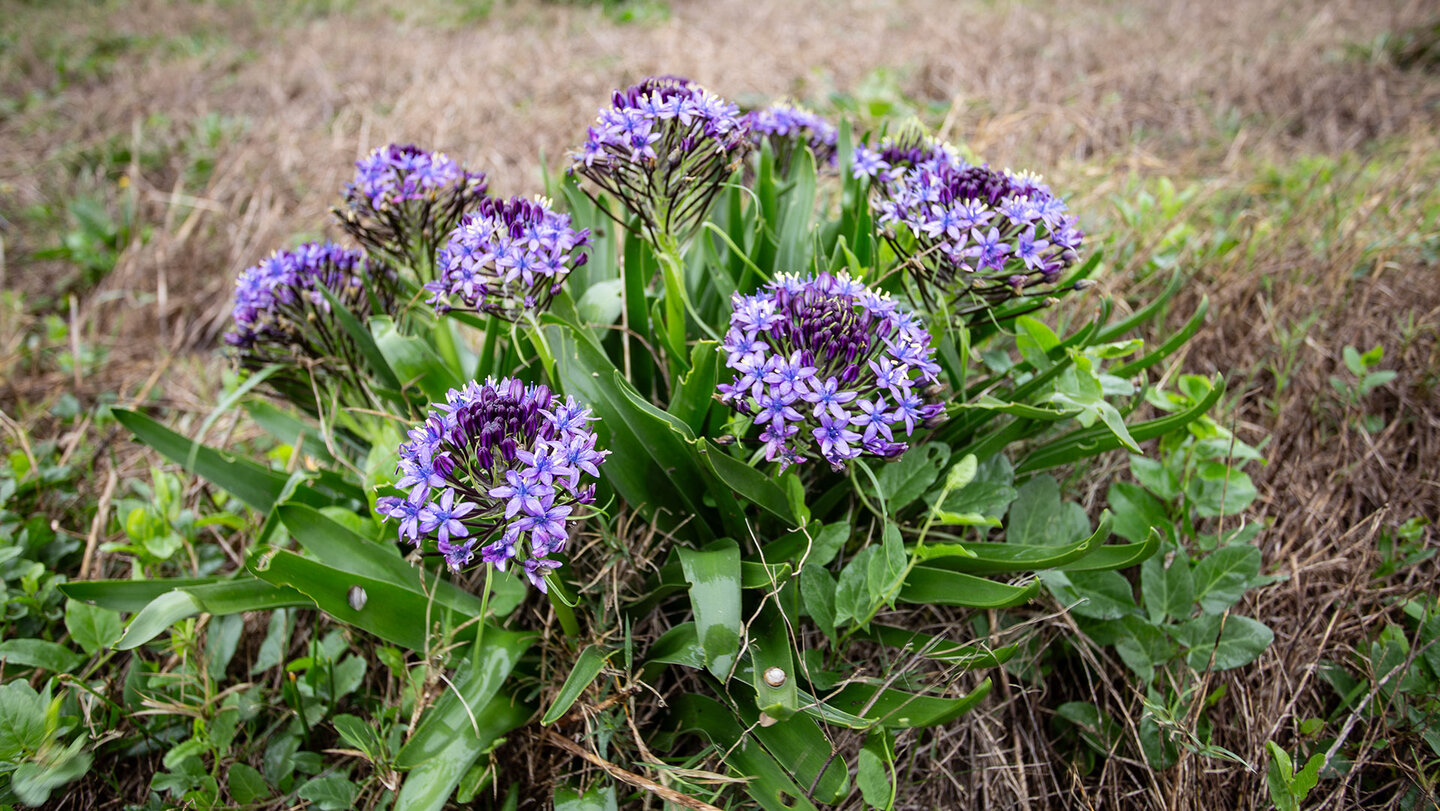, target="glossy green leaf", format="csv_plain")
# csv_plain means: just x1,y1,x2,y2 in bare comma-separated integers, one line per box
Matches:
1192,545,1262,614
1141,546,1194,624
670,340,719,434
667,693,821,811
1178,614,1274,671
857,744,891,811
919,513,1113,574
58,578,222,613
1039,569,1136,620
860,624,1018,670
278,503,522,619
898,567,1039,609
871,443,949,511
114,409,290,513
825,678,994,729
396,627,535,768
678,541,742,678
117,590,202,650
253,549,447,651
319,285,403,393
1059,527,1161,572
395,693,530,811
695,439,796,524
372,317,462,402
541,646,610,726
750,604,798,719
